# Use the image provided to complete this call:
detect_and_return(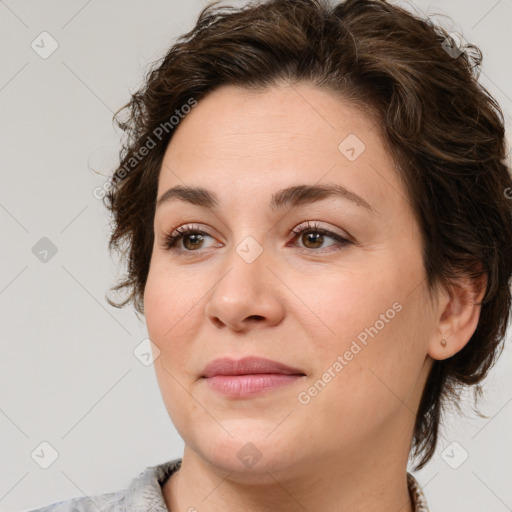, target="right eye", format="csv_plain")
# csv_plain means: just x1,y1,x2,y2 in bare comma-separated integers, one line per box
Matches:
162,224,221,253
